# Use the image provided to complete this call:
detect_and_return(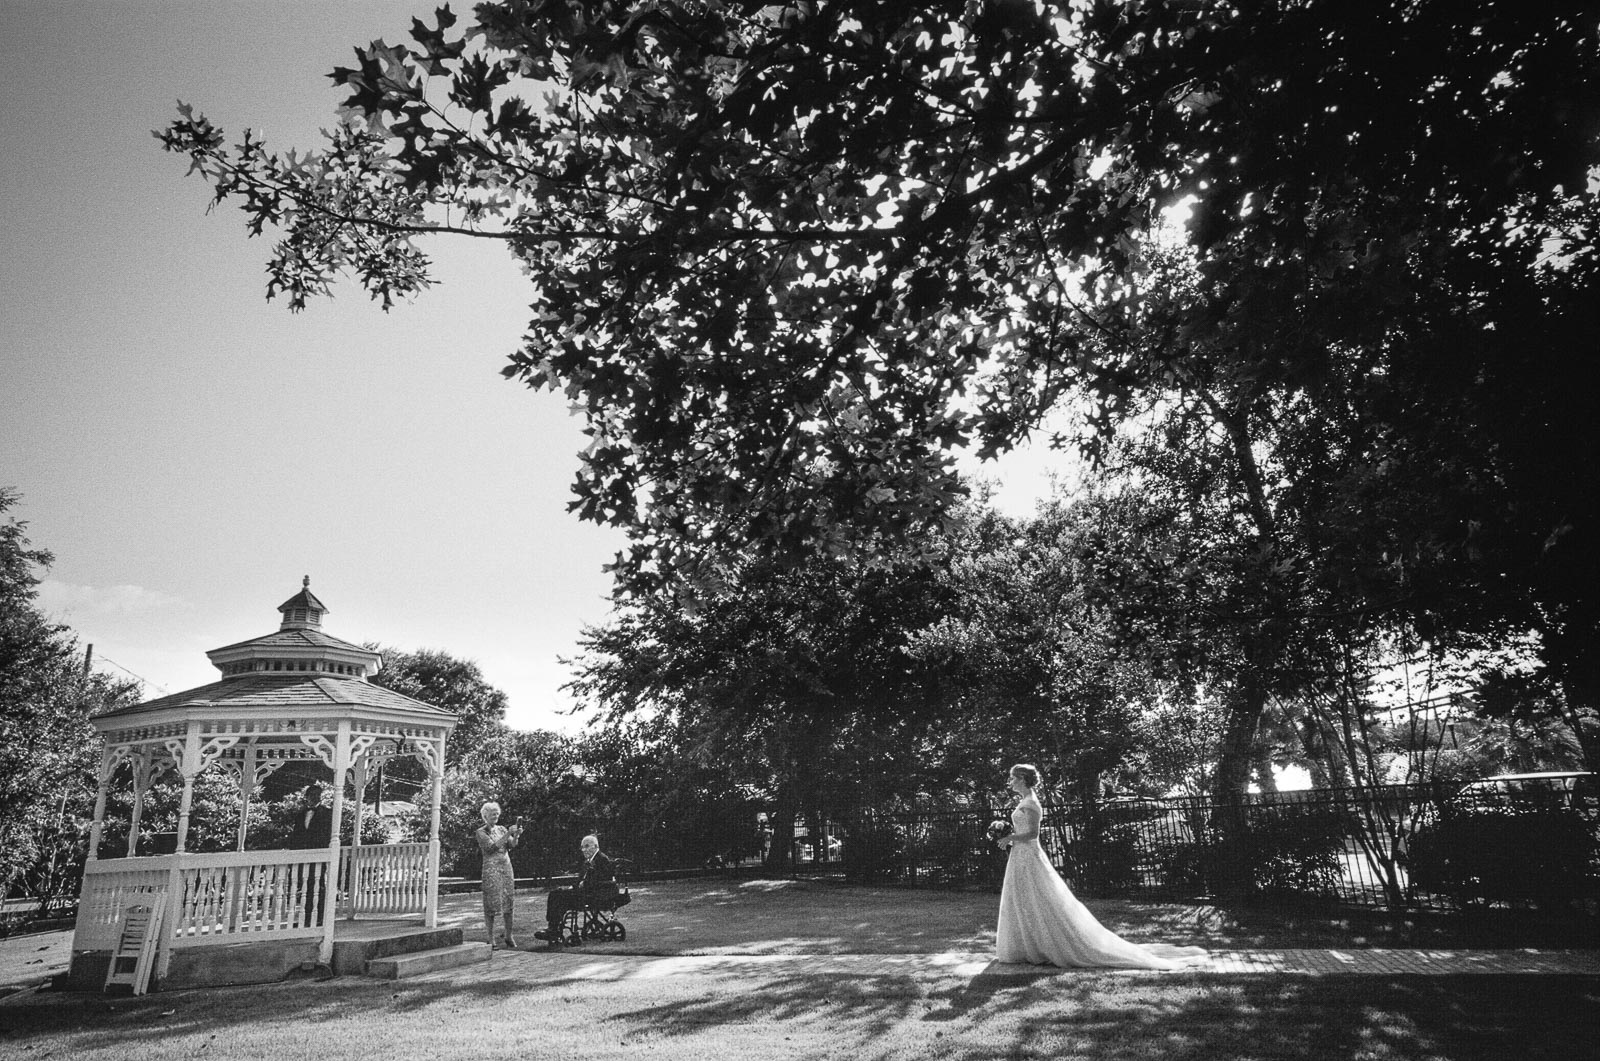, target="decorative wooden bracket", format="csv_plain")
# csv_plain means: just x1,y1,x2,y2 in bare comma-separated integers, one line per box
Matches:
298,734,338,769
